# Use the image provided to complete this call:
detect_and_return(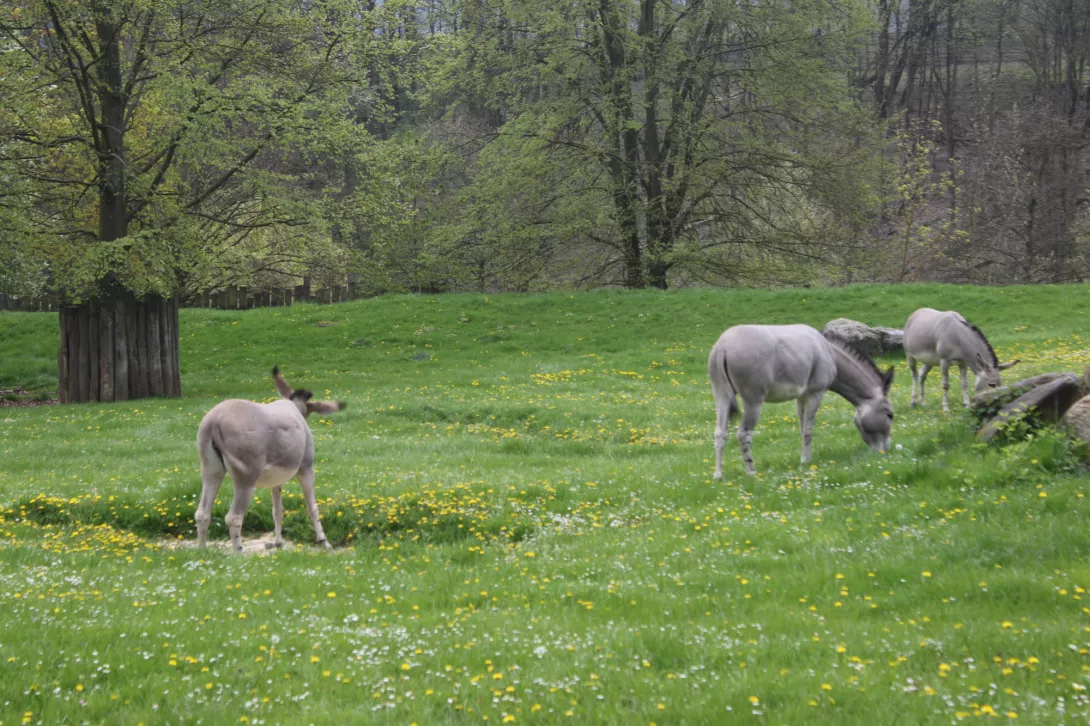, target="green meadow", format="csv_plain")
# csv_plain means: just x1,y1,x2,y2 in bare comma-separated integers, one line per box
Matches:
2,284,1090,725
